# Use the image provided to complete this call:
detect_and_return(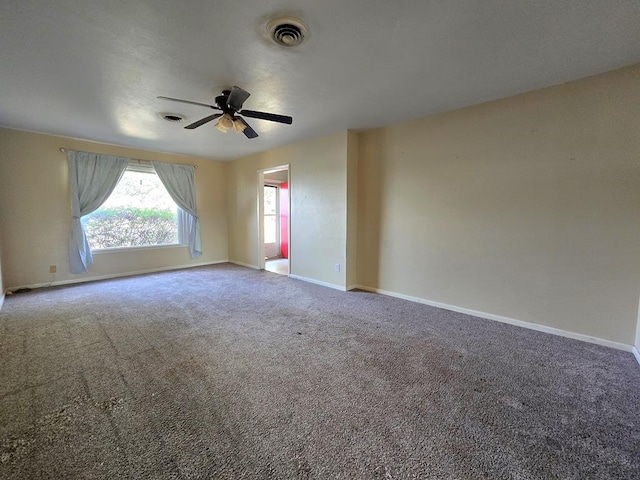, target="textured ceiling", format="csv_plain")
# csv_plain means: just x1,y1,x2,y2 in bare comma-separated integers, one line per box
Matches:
0,1,639,160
